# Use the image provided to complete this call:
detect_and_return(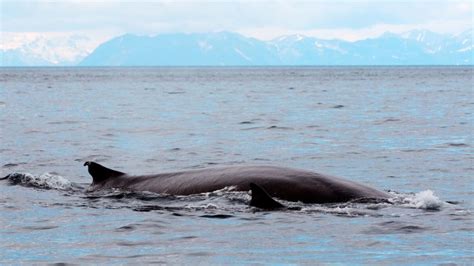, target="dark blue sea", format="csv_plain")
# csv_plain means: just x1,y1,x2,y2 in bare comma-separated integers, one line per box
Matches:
0,67,473,264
